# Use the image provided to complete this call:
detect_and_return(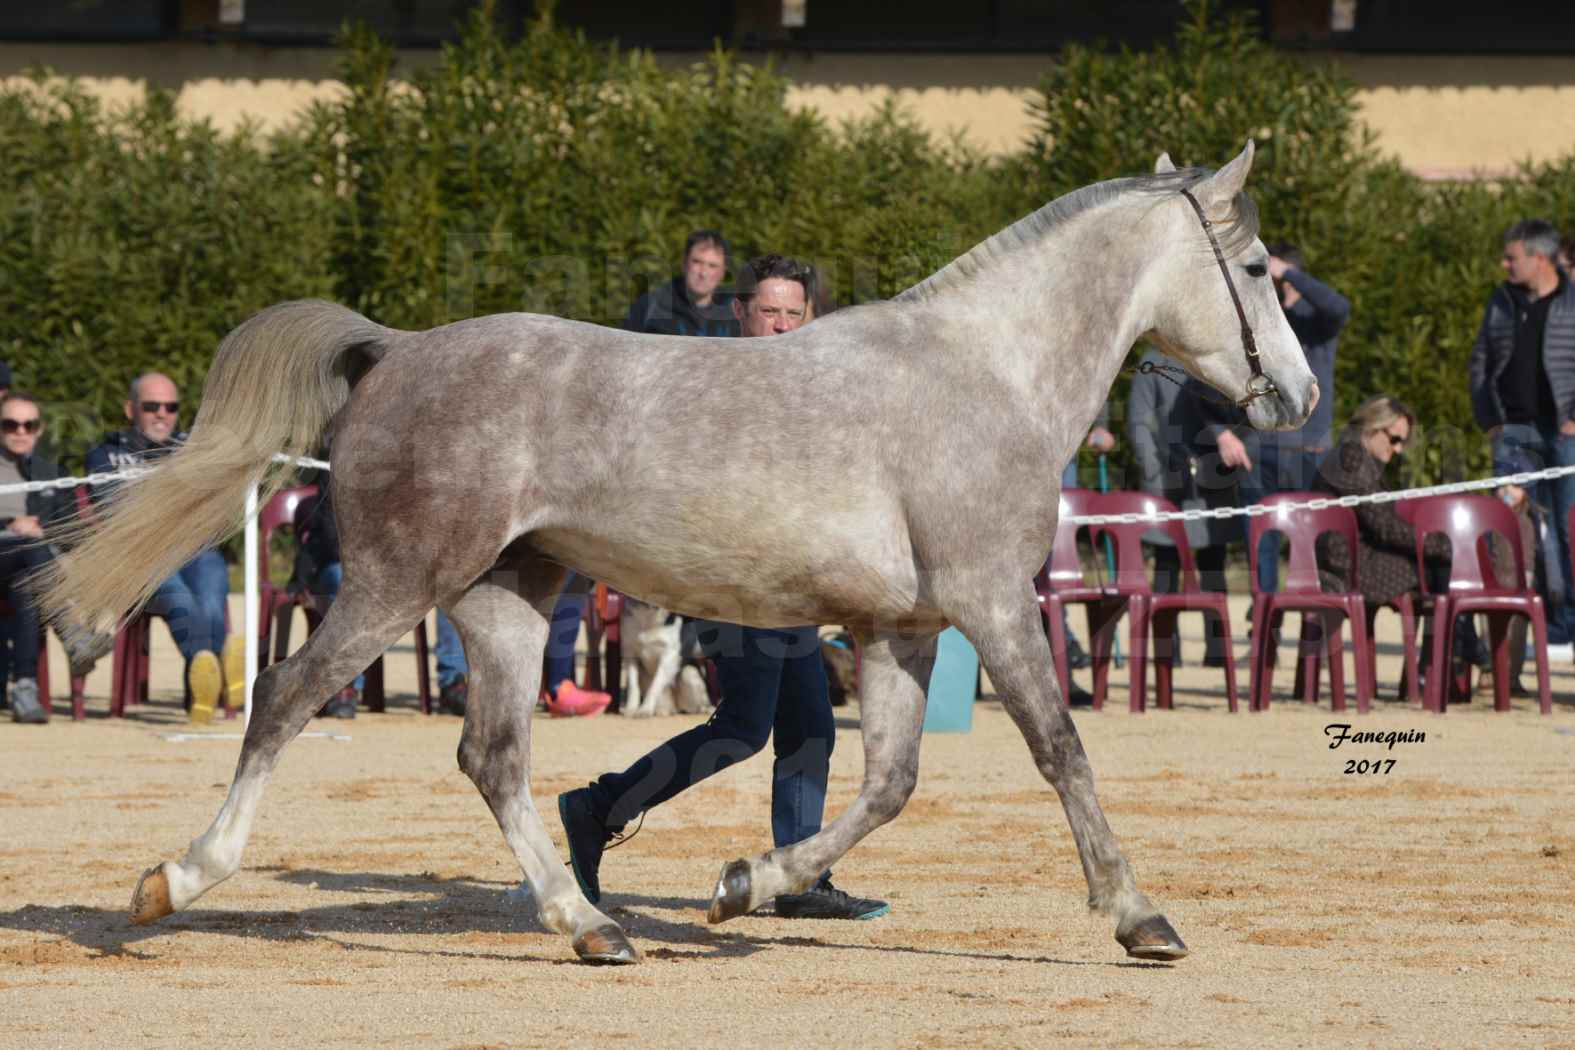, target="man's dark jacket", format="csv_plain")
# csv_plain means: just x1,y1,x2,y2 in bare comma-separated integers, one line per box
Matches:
622,277,739,338
1468,279,1575,429
84,429,186,504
